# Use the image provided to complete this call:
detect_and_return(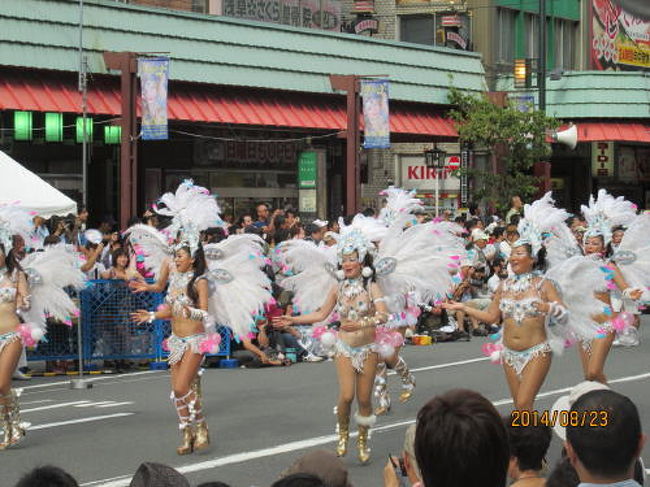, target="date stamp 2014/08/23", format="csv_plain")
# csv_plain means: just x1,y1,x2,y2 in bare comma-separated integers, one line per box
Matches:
511,410,609,428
